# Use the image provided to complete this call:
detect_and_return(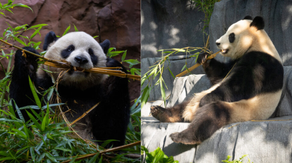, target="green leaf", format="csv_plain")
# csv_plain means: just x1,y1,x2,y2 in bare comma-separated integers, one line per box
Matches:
89,153,99,163
26,111,41,129
62,25,71,36
11,99,25,121
121,50,127,62
45,152,57,162
28,76,41,108
30,27,41,39
141,86,150,108
14,3,33,12
124,59,140,68
74,25,78,31
14,37,27,46
11,128,27,139
30,147,36,162
159,79,166,106
28,24,47,30
167,67,175,79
